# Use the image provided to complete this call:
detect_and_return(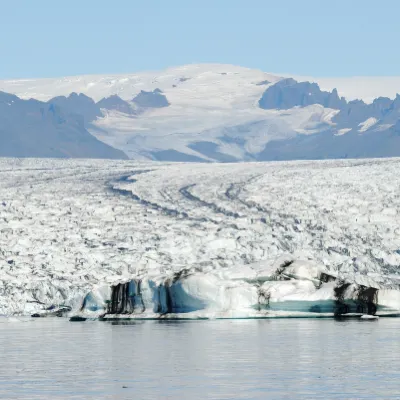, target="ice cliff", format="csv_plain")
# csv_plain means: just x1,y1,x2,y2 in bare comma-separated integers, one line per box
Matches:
78,257,400,320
